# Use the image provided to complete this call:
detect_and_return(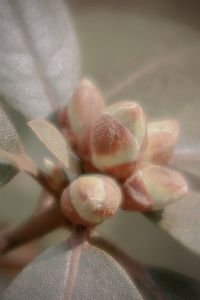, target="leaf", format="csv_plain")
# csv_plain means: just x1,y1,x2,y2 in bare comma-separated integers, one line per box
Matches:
146,267,200,300
70,242,142,300
3,234,200,300
0,106,24,185
0,0,79,119
2,240,143,300
147,192,200,256
2,243,69,300
170,102,200,178
0,150,37,178
90,234,200,299
28,119,81,176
